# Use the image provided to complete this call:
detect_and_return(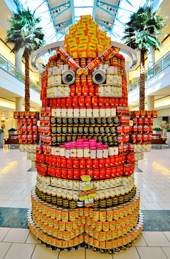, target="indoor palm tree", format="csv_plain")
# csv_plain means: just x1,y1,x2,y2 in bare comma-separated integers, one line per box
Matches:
6,8,45,111
123,7,165,110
